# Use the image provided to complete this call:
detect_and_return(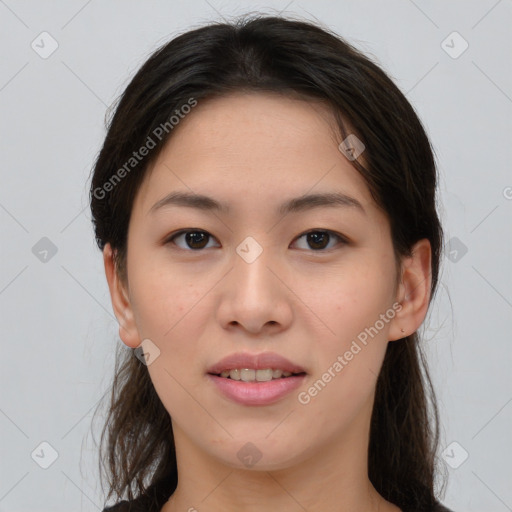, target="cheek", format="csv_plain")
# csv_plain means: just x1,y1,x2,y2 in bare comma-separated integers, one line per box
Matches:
307,263,393,338
298,276,392,429
129,260,207,338
128,260,216,395
303,262,395,400
129,266,210,418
